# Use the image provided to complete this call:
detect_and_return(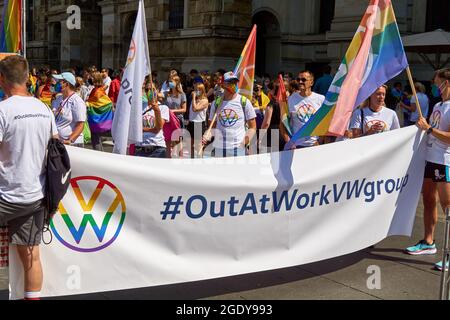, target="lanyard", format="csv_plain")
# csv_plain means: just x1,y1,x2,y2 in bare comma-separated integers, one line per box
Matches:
55,93,75,121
